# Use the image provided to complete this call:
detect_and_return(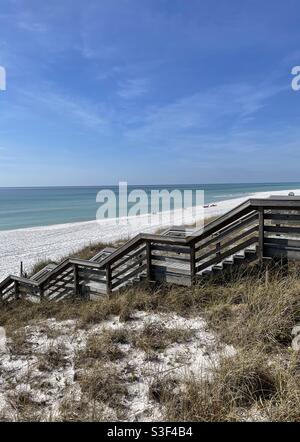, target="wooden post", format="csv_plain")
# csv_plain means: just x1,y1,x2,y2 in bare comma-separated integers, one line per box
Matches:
39,283,44,301
73,264,79,298
106,264,112,295
216,241,221,257
14,281,20,300
146,241,152,281
258,208,265,261
190,241,196,284
20,261,23,277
